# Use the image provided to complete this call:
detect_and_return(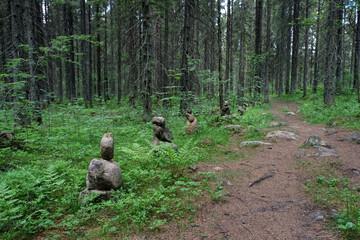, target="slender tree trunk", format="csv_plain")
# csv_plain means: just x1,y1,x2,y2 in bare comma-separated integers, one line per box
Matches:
142,0,152,119
264,0,270,103
26,0,42,124
303,0,309,97
313,0,321,93
210,0,215,96
335,0,344,94
290,0,300,94
88,3,93,107
218,0,224,109
285,2,292,94
117,0,122,105
95,3,101,97
103,5,108,101
11,0,30,126
354,6,360,102
324,0,336,105
238,0,246,102
81,0,88,108
162,0,169,108
109,0,115,96
180,0,195,113
254,0,263,97
225,0,231,97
